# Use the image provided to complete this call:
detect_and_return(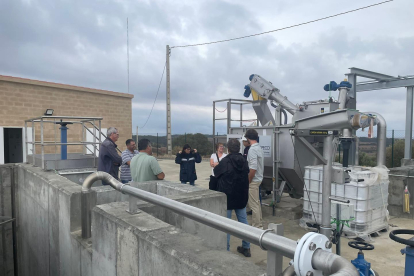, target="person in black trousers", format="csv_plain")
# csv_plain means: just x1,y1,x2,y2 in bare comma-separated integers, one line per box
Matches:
175,144,201,186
